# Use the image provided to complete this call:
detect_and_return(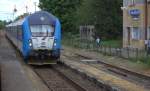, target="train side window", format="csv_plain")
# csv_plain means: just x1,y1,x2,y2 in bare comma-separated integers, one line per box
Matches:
17,25,22,41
